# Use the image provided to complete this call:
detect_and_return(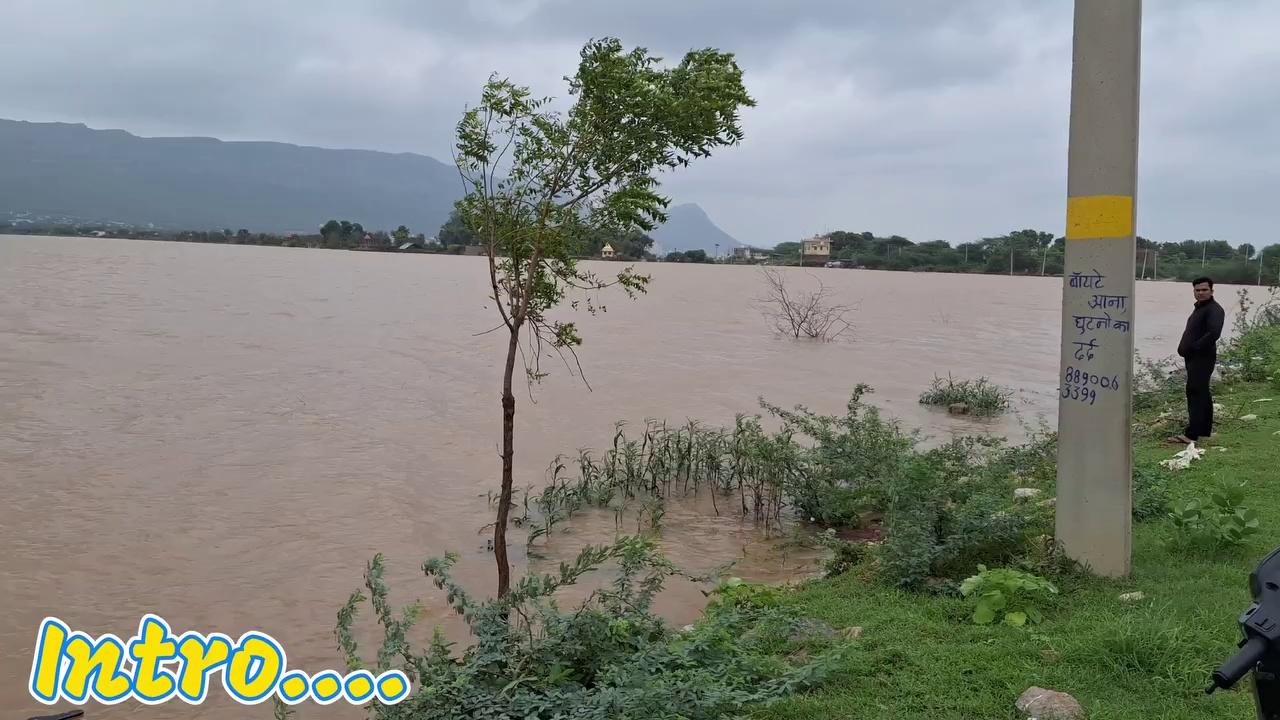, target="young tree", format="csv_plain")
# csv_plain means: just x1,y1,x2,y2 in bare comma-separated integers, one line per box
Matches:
454,37,754,597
